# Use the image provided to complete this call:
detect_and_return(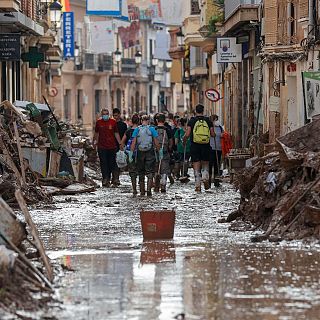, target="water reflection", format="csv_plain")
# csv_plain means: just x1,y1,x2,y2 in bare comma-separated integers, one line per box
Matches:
140,241,176,265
